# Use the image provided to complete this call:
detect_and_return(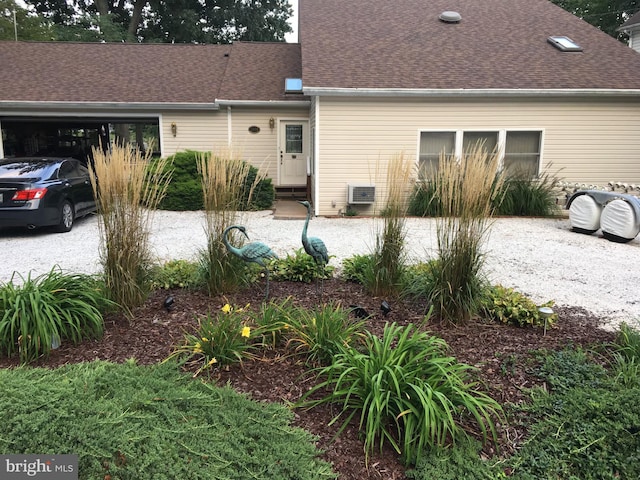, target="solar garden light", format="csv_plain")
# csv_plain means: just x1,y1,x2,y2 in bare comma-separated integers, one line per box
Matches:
538,306,554,336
